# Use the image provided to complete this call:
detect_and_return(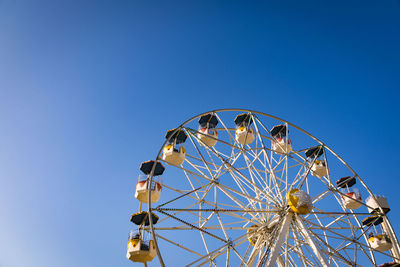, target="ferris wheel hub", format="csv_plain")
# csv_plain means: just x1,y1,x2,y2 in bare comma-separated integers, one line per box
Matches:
286,189,313,215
